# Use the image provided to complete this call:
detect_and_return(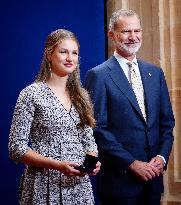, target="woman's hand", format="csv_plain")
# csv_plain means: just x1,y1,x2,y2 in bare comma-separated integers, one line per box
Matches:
89,161,101,176
59,161,86,177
